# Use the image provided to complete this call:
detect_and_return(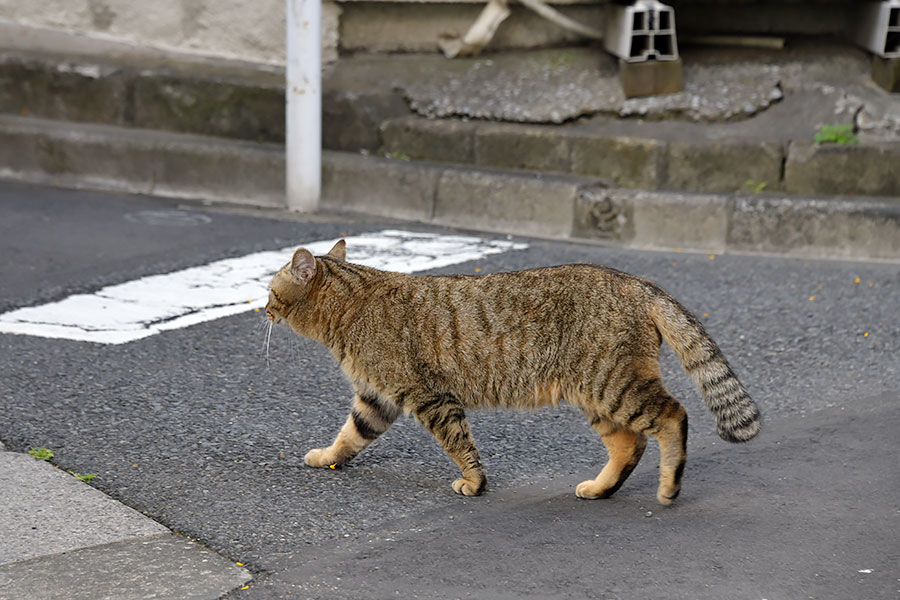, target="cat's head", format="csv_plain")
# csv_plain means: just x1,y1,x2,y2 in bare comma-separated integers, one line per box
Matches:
265,239,347,325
